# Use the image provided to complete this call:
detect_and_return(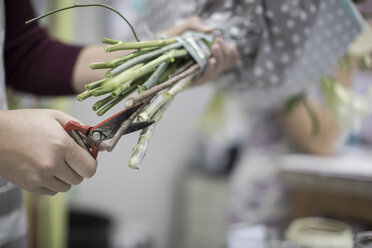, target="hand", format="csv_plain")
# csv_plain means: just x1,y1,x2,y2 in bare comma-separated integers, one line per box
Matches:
158,16,213,37
160,16,239,86
0,109,97,195
192,37,239,86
